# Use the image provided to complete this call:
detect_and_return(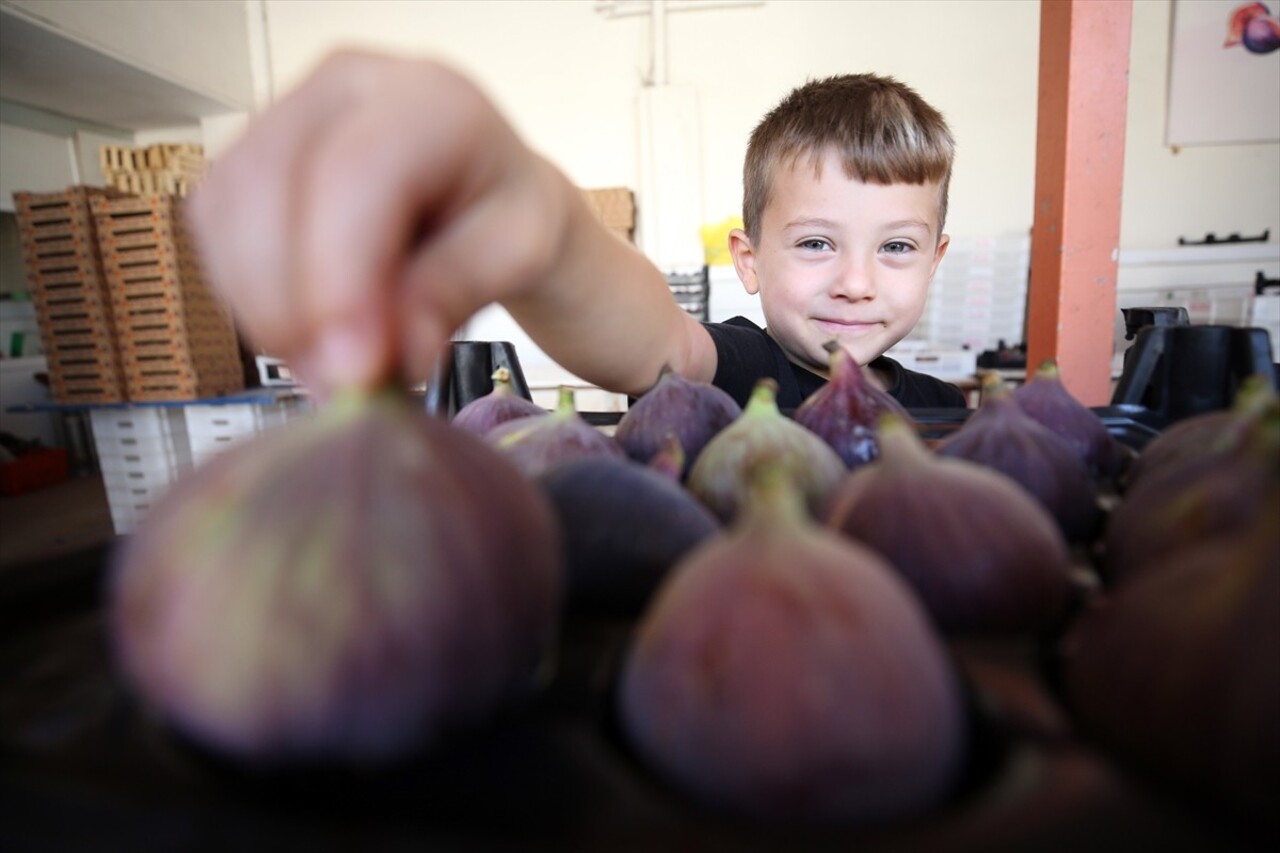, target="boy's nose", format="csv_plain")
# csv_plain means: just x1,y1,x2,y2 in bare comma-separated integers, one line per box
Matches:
830,259,876,301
